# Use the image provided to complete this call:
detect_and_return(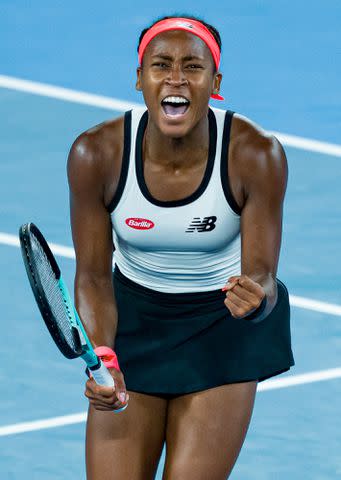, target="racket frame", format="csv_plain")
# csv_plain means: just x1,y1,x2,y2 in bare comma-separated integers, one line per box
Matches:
19,223,115,387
